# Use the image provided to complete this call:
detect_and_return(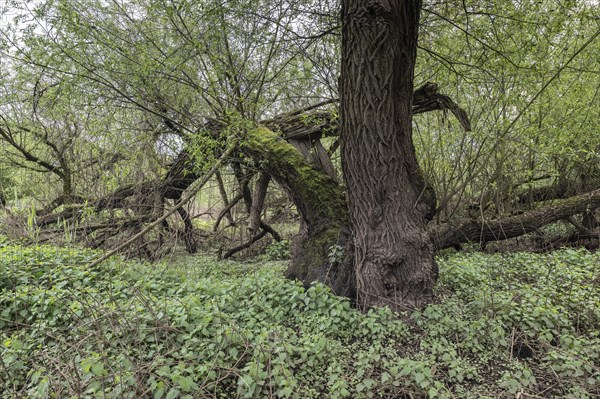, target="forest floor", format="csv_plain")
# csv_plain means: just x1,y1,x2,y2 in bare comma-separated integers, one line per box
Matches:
1,235,599,398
